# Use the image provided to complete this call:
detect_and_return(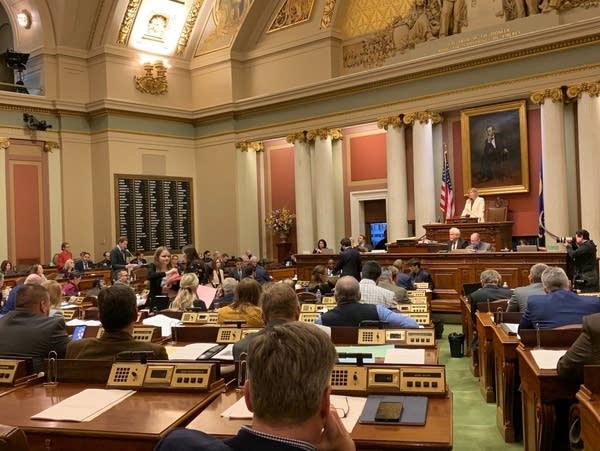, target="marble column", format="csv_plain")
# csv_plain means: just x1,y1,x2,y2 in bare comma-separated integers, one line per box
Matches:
567,82,600,240
308,128,339,249
377,116,408,240
235,140,262,257
530,88,569,243
404,111,443,236
287,132,314,254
